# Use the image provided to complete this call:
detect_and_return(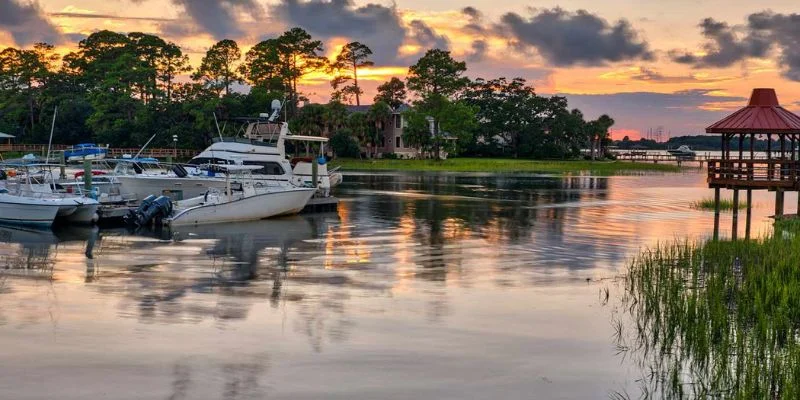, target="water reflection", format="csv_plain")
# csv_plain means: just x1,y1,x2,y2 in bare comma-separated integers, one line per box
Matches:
0,171,790,398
